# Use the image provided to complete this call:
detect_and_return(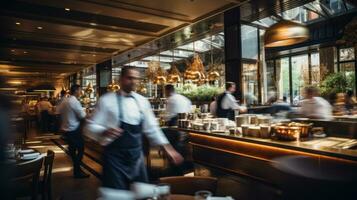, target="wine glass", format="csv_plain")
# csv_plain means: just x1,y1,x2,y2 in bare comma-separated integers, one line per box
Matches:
195,190,212,200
